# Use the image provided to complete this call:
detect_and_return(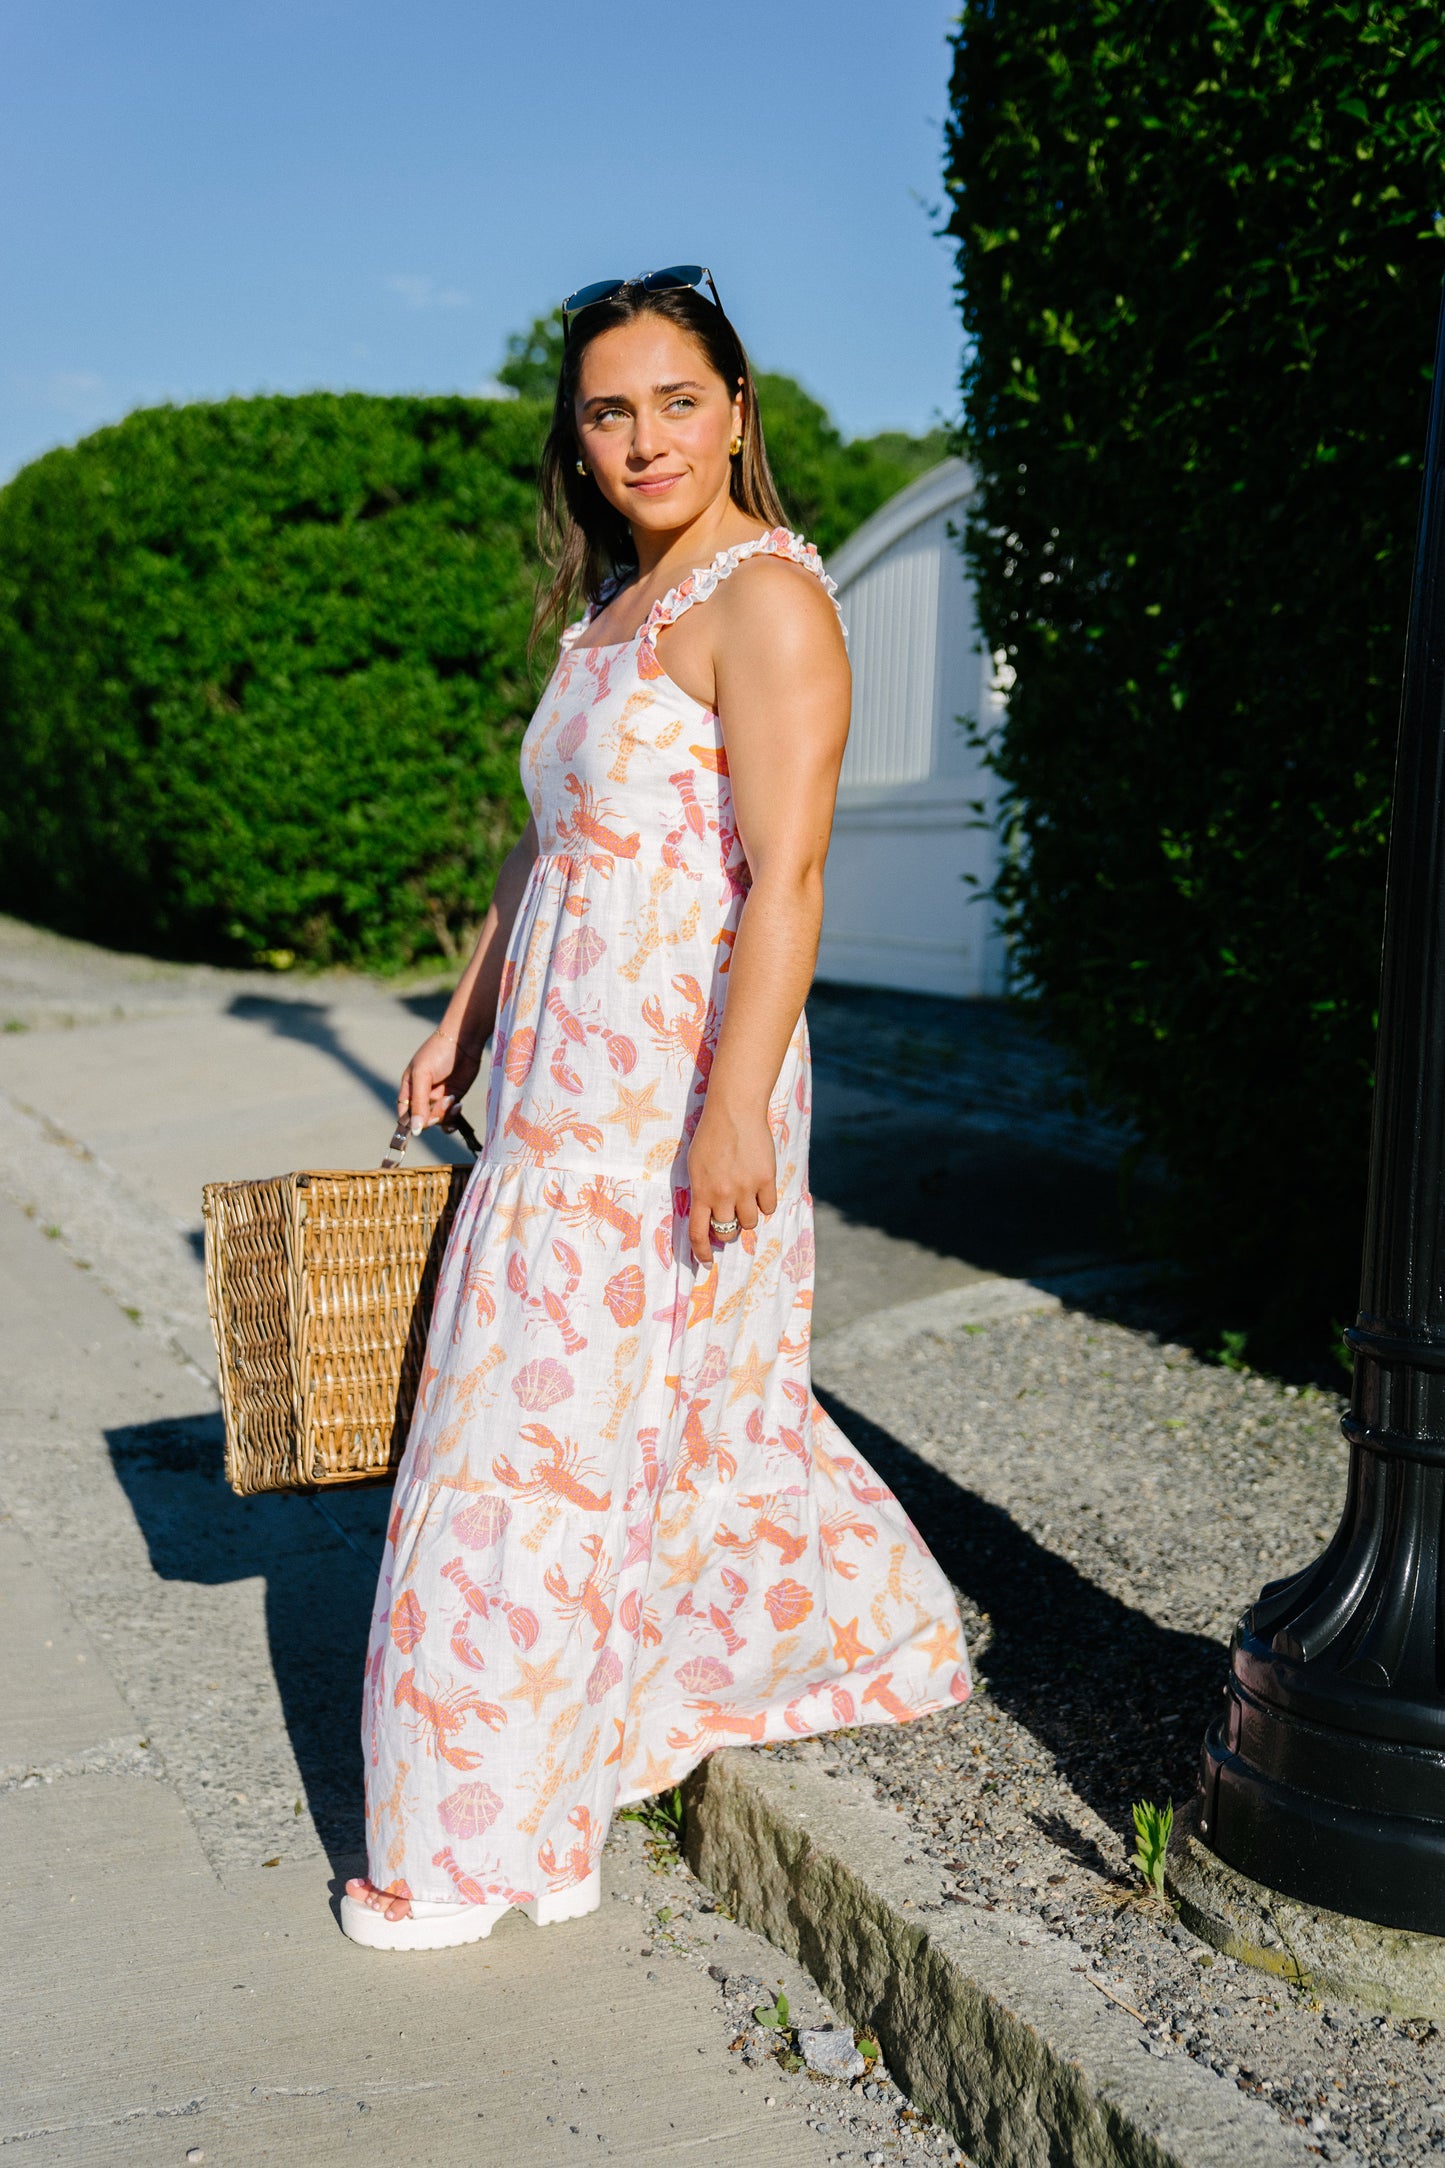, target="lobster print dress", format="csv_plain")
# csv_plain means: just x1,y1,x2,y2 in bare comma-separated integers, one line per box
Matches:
362,527,969,1912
